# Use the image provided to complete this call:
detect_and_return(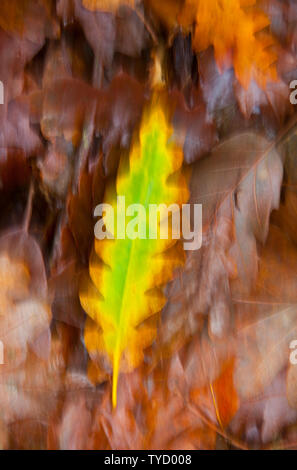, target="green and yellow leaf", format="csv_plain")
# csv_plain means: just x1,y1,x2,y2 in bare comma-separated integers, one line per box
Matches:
79,96,189,406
